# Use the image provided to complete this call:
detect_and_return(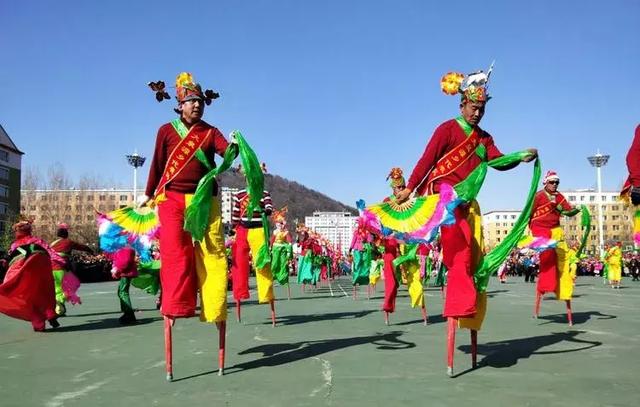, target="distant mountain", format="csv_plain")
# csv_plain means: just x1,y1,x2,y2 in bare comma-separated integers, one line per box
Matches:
218,169,357,226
